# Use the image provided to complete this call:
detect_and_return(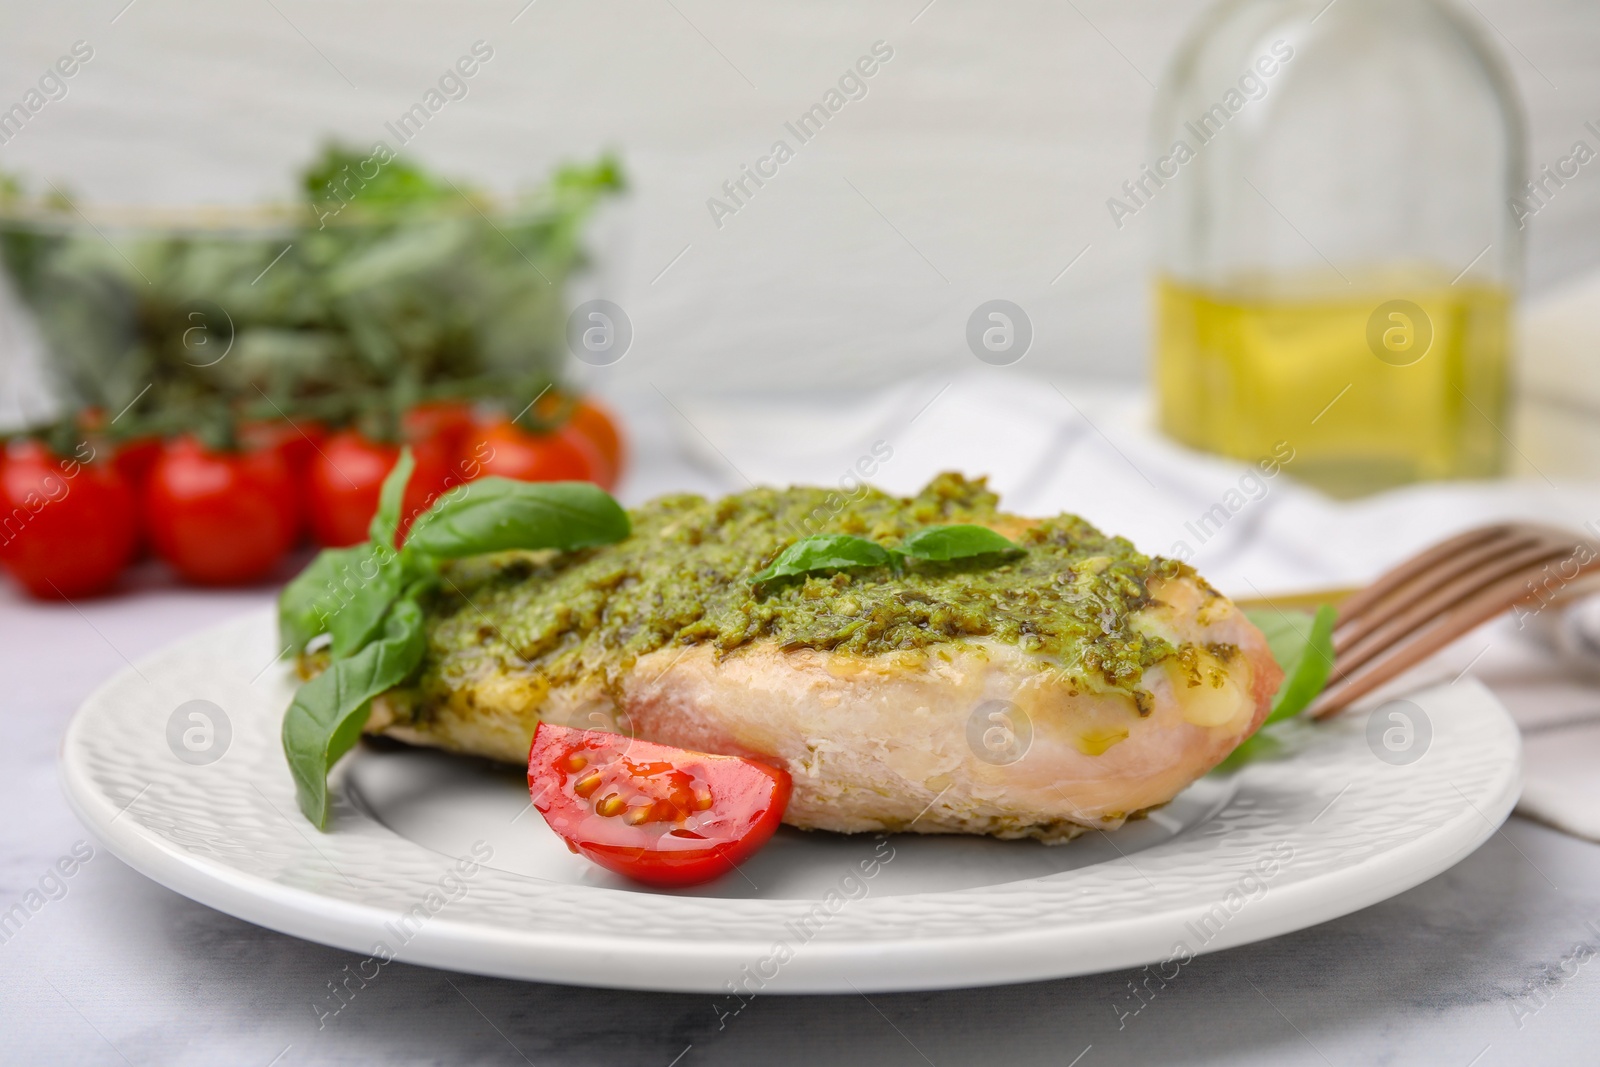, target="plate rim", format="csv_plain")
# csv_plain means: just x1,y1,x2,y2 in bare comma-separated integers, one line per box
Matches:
60,608,1523,993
